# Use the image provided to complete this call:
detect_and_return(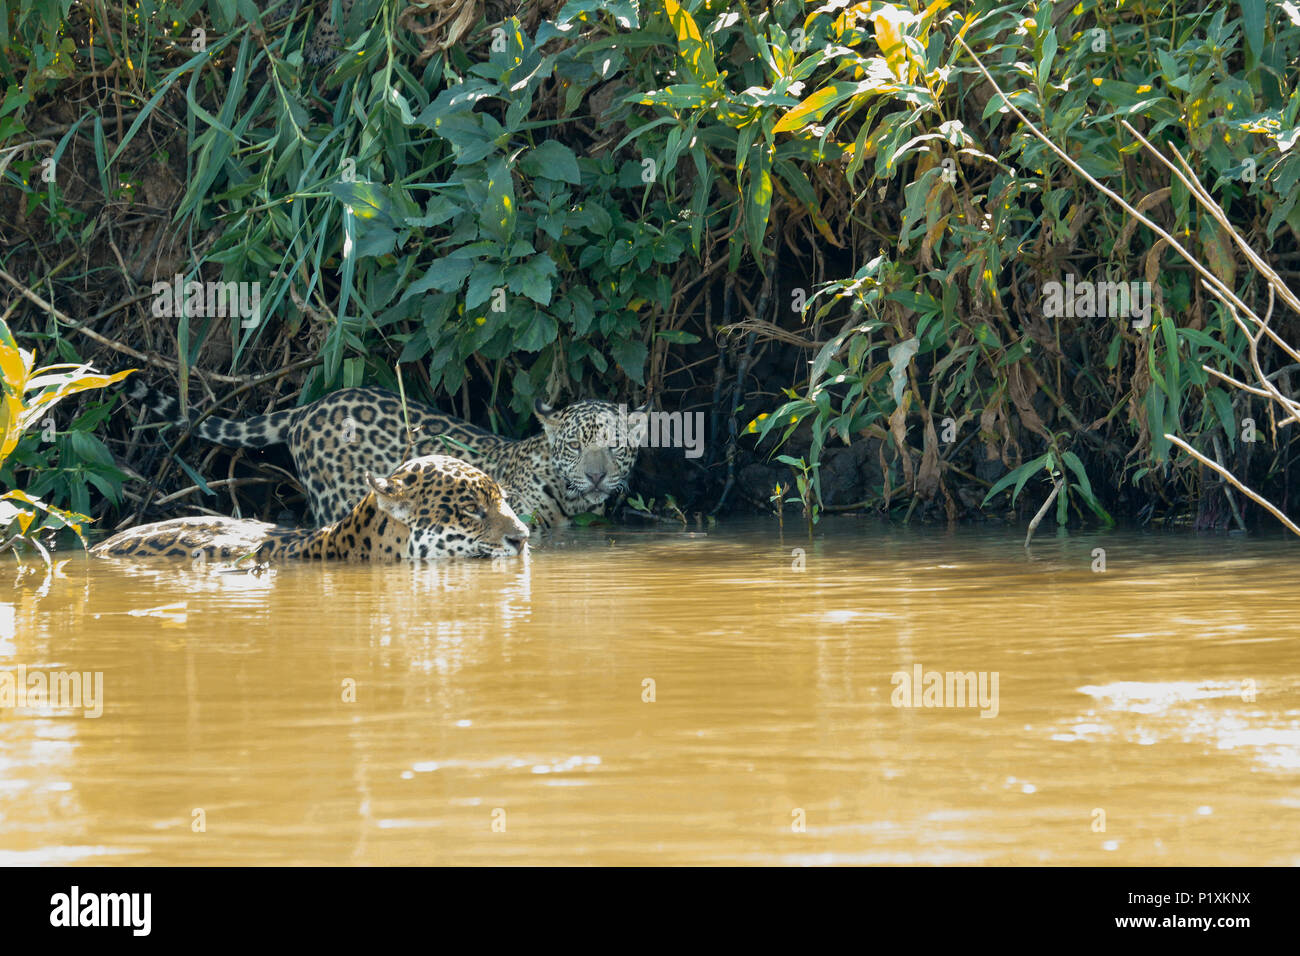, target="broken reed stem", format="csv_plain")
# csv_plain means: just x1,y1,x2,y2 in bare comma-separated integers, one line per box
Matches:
1024,476,1064,549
